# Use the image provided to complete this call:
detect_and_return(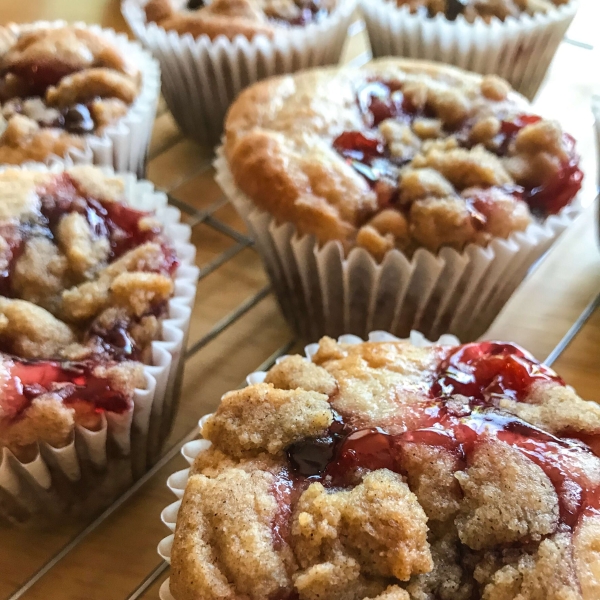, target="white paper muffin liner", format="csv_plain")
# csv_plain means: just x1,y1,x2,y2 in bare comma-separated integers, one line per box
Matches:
0,163,199,525
0,21,160,176
214,148,580,343
121,0,357,148
156,330,460,600
359,0,578,100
